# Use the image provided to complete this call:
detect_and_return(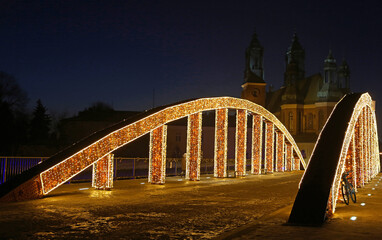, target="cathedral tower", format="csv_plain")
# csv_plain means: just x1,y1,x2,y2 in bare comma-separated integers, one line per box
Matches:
337,59,350,90
317,50,343,102
241,32,266,107
285,33,305,83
